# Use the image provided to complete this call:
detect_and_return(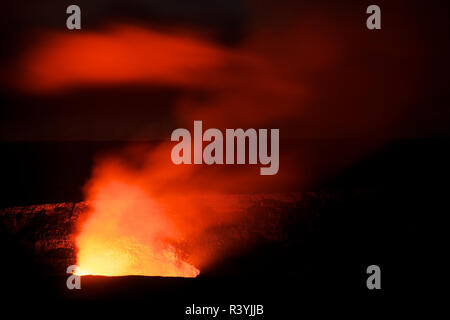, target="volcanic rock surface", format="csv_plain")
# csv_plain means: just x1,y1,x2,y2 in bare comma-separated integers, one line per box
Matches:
0,191,342,275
